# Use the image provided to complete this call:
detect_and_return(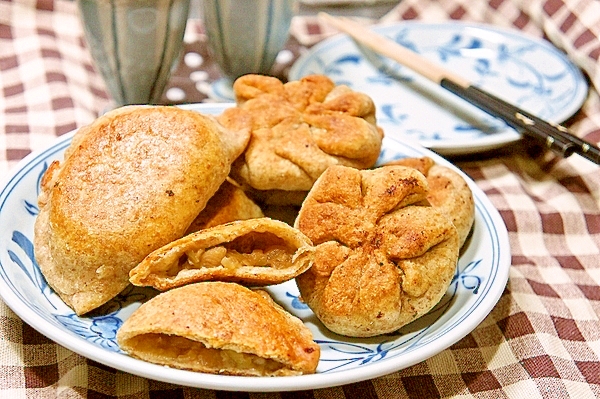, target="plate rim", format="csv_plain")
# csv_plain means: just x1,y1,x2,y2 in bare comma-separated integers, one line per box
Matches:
0,103,511,392
289,20,588,155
